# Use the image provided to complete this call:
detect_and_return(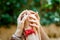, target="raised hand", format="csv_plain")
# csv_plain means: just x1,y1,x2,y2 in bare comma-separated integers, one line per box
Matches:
13,10,28,38
28,10,49,40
